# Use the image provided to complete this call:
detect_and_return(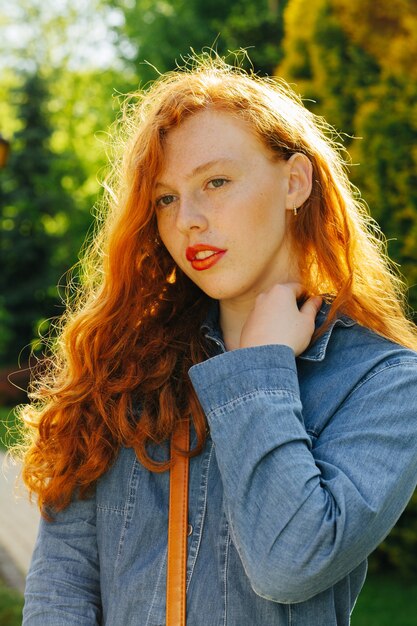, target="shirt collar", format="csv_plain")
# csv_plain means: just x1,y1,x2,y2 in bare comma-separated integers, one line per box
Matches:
200,299,356,362
300,303,355,362
200,300,224,347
